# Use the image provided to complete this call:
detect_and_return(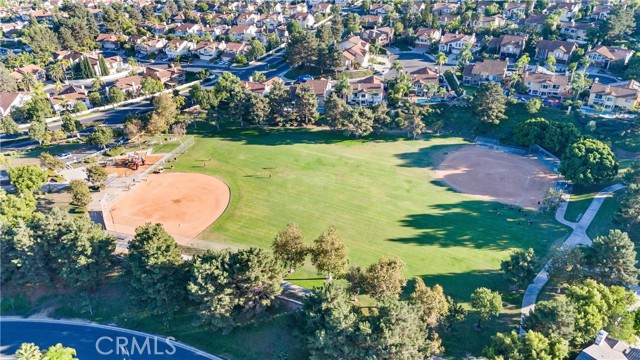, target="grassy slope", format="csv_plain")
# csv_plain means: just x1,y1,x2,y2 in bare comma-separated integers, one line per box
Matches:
169,127,568,357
